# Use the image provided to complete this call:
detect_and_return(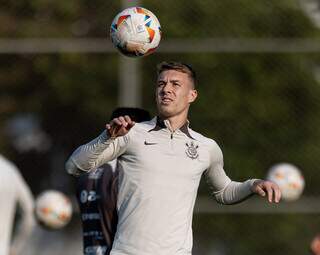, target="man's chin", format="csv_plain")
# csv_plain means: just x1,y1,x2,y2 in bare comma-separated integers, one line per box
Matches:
158,107,174,118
